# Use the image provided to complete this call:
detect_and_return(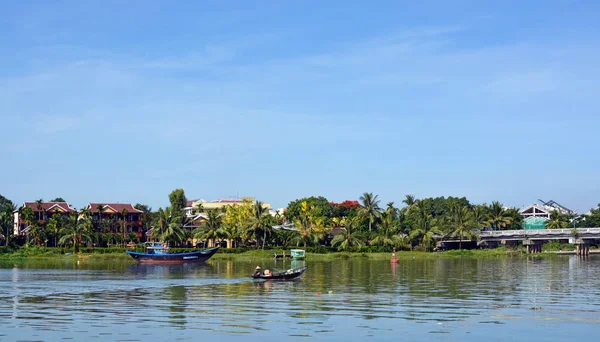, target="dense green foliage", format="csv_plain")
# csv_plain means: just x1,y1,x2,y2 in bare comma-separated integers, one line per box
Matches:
5,191,600,254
